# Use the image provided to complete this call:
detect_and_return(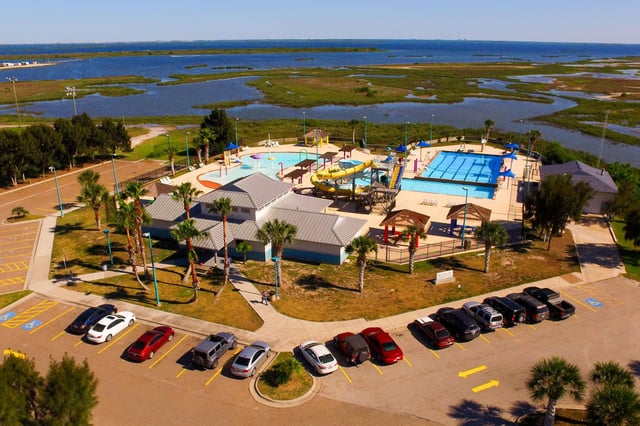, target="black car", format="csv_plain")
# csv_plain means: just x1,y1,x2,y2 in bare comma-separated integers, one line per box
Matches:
507,293,549,323
68,304,117,334
483,296,526,327
434,307,481,342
